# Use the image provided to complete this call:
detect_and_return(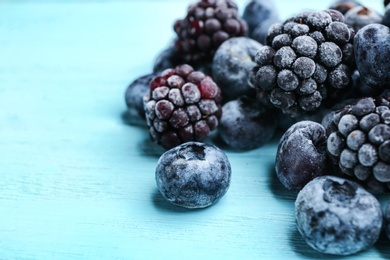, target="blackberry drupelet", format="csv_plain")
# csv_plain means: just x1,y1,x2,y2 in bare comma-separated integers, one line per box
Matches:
250,10,356,118
325,96,390,193
173,0,247,65
144,64,222,150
